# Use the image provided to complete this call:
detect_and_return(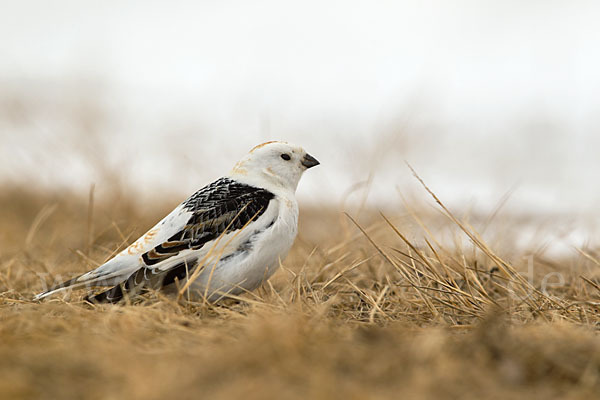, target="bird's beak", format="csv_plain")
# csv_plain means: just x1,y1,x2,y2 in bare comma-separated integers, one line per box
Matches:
301,153,320,169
